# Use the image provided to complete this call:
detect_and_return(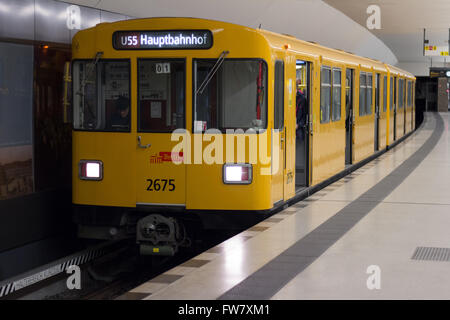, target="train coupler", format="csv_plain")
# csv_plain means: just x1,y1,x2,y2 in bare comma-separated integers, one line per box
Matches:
136,214,190,256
